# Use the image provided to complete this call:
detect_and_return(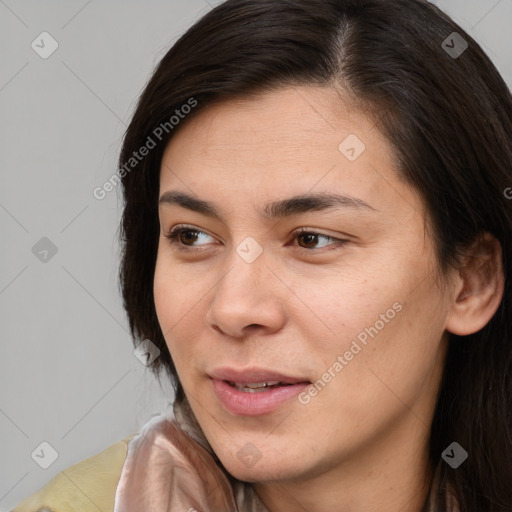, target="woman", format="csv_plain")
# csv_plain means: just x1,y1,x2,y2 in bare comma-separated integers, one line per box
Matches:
13,0,512,511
